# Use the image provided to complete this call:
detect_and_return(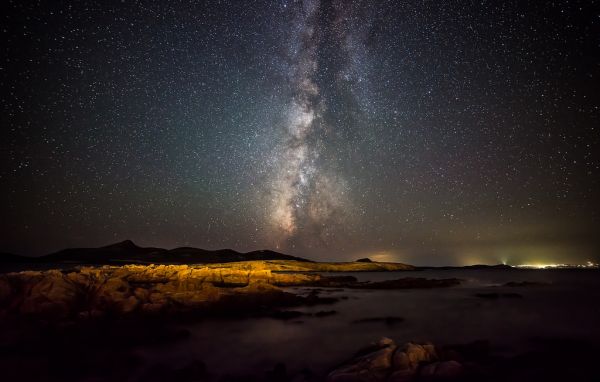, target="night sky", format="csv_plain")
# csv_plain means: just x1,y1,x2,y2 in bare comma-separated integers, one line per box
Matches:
1,0,599,265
